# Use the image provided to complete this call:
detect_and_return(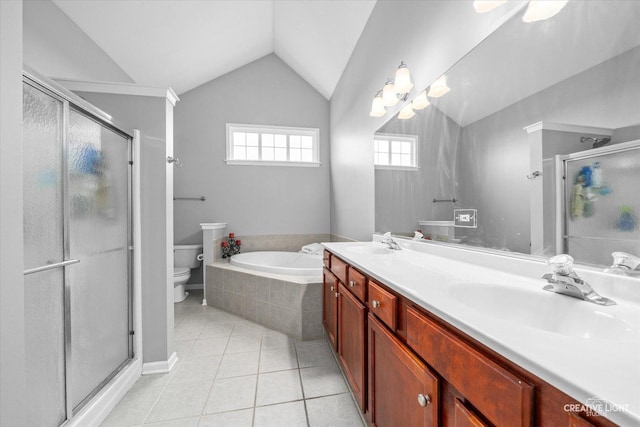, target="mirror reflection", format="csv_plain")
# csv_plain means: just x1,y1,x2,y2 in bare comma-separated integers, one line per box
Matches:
374,1,640,267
